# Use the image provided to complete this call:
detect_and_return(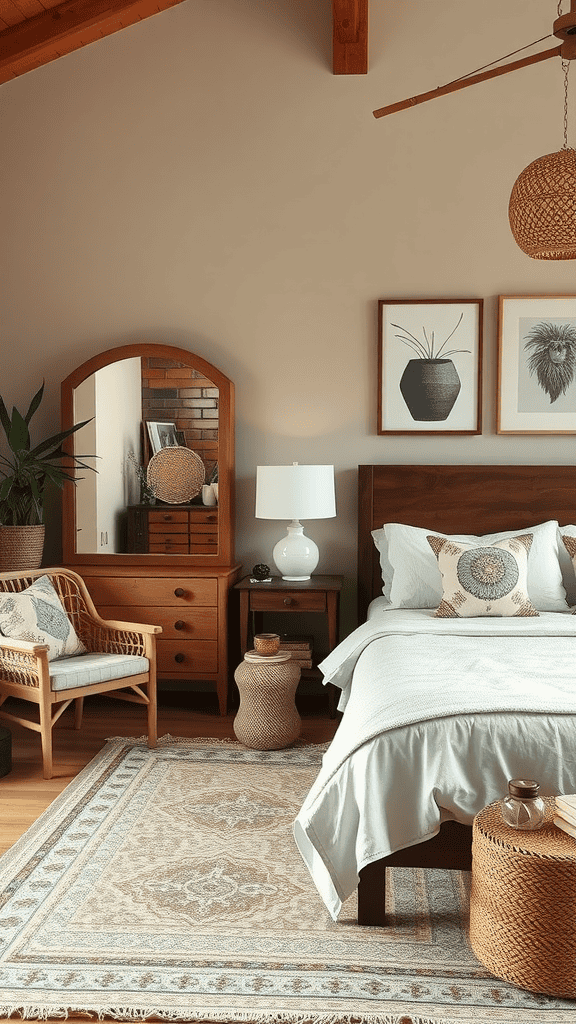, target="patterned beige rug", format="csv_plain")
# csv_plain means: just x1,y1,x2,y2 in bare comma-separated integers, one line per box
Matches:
0,736,574,1023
